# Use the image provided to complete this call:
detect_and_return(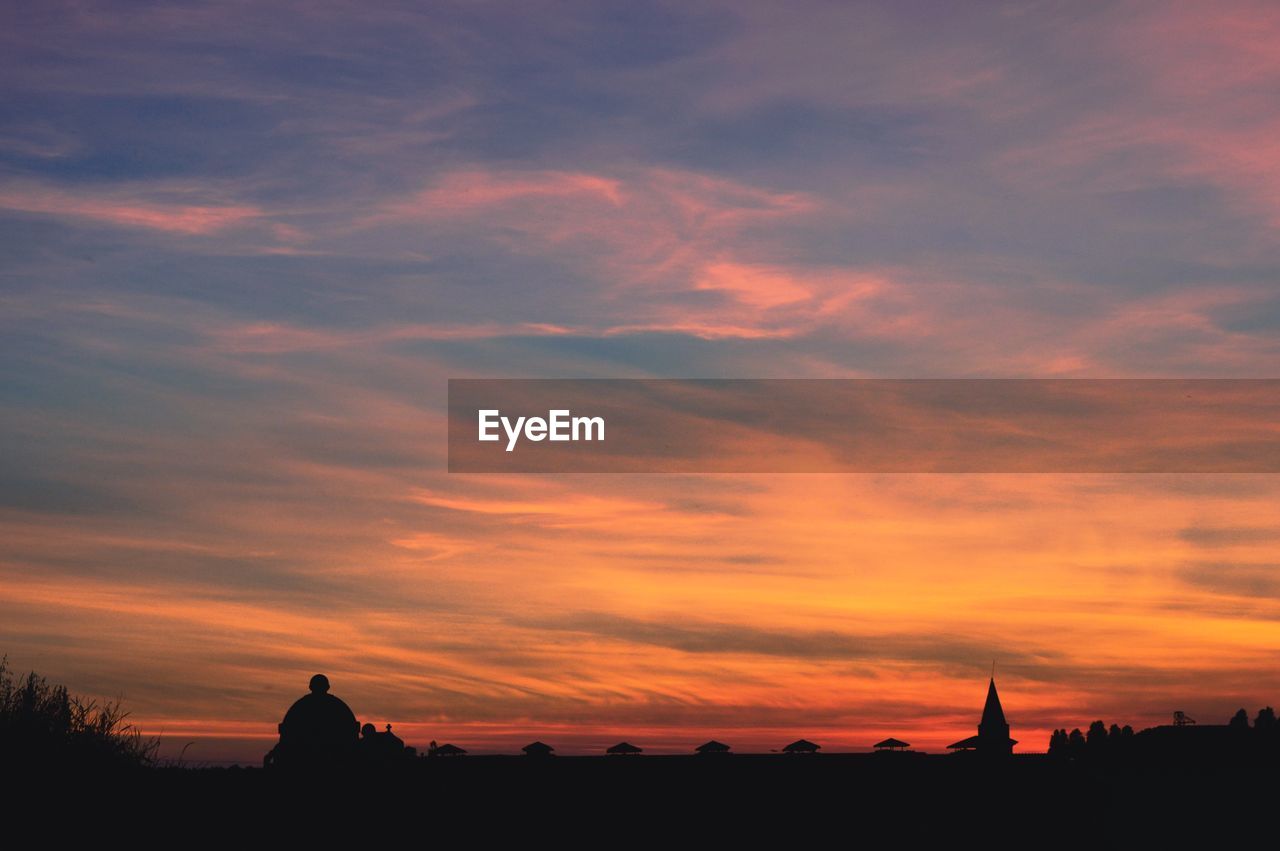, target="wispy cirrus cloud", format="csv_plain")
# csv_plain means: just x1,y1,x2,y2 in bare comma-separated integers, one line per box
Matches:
0,182,266,234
